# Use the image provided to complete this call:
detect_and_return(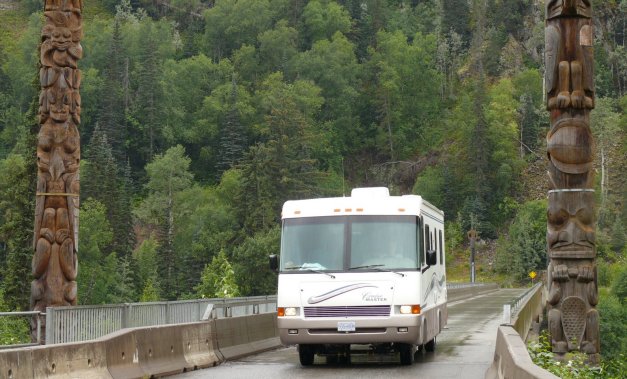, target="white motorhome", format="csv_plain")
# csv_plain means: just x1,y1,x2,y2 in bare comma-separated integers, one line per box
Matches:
273,187,447,365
